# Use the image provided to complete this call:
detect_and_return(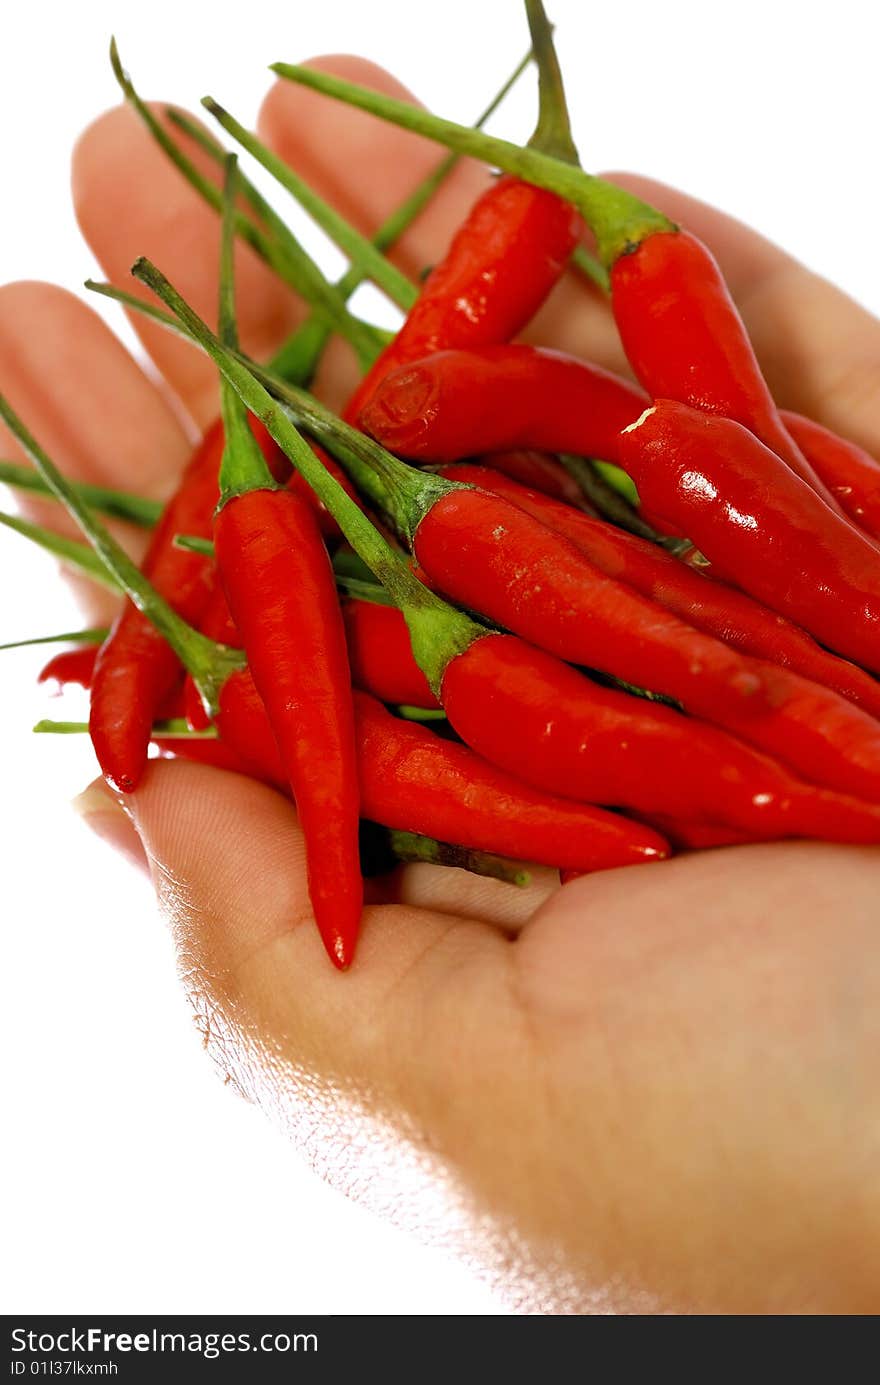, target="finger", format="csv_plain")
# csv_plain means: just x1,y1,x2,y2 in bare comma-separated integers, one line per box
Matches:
258,56,492,285
72,104,302,430
0,281,192,622
602,173,880,456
